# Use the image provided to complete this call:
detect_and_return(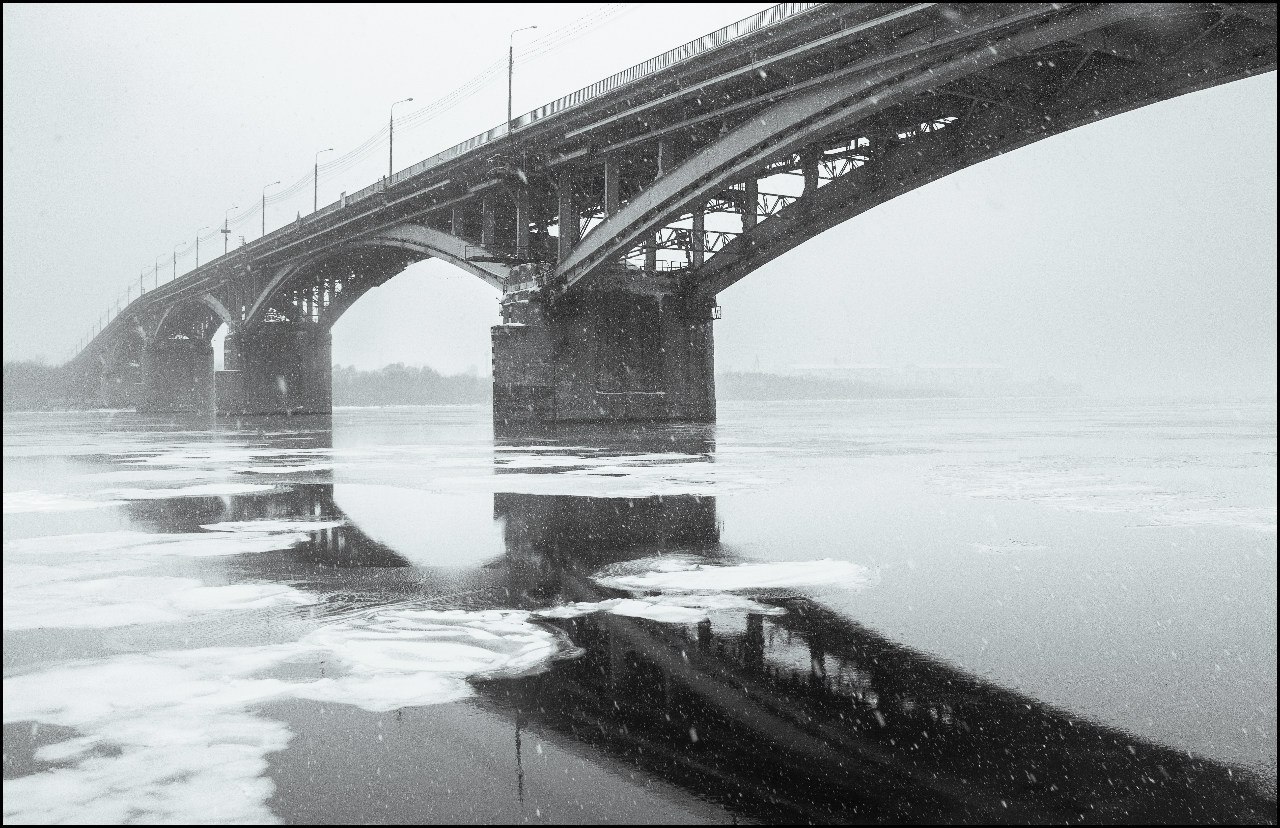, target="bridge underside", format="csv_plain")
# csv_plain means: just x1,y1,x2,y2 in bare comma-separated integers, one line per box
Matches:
67,3,1276,424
